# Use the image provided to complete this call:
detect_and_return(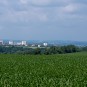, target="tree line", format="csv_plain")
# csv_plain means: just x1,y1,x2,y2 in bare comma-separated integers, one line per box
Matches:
0,45,86,55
